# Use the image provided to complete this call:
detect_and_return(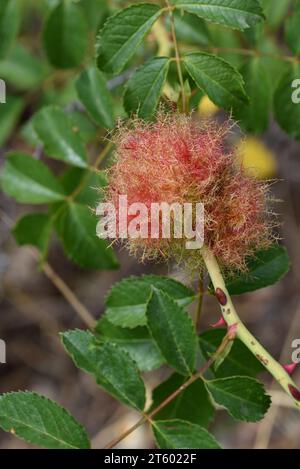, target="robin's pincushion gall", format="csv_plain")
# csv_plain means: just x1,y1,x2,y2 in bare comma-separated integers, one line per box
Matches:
102,114,271,272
